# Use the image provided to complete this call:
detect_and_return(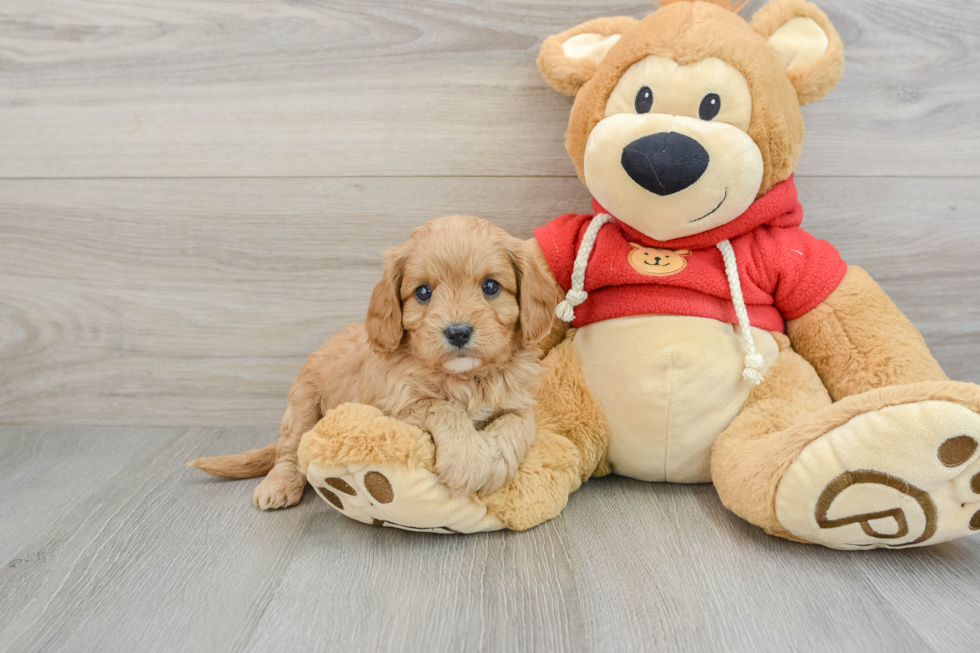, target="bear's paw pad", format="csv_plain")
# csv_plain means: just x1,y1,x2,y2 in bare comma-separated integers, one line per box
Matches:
306,462,503,534
776,401,980,550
